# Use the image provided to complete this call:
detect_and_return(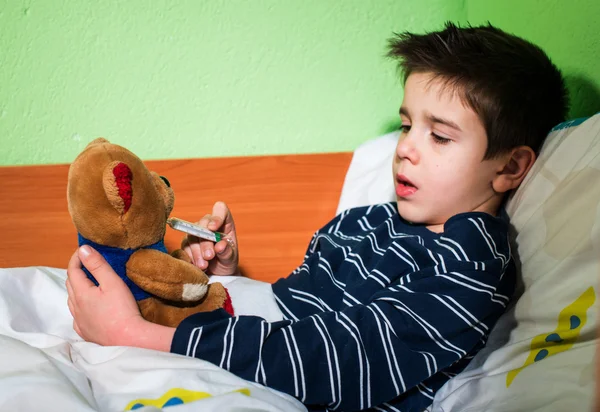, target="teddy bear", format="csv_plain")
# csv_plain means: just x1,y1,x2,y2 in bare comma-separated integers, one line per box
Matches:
67,138,233,328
